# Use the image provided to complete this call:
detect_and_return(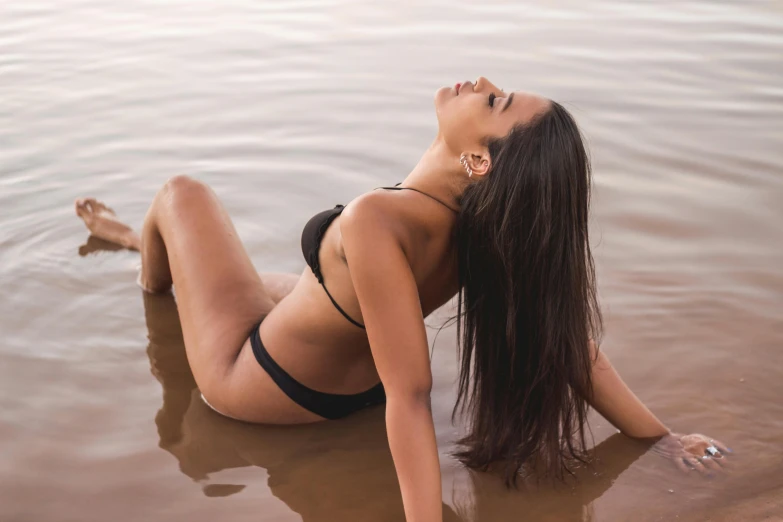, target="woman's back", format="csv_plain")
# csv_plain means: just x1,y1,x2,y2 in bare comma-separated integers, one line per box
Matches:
258,185,460,399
